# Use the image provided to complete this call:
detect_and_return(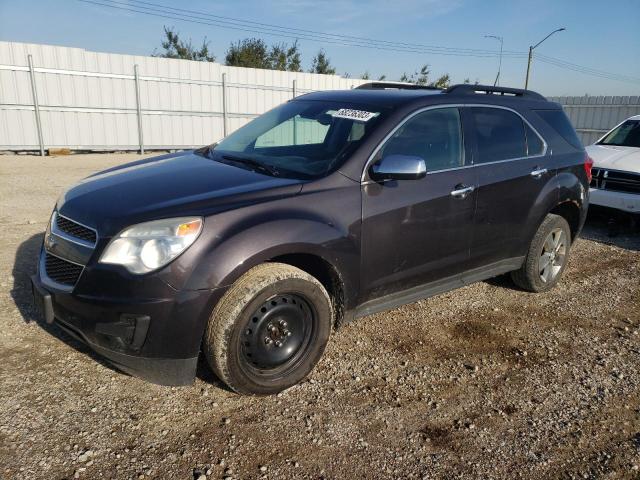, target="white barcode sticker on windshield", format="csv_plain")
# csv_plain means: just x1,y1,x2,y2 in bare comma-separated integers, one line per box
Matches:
331,108,378,122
